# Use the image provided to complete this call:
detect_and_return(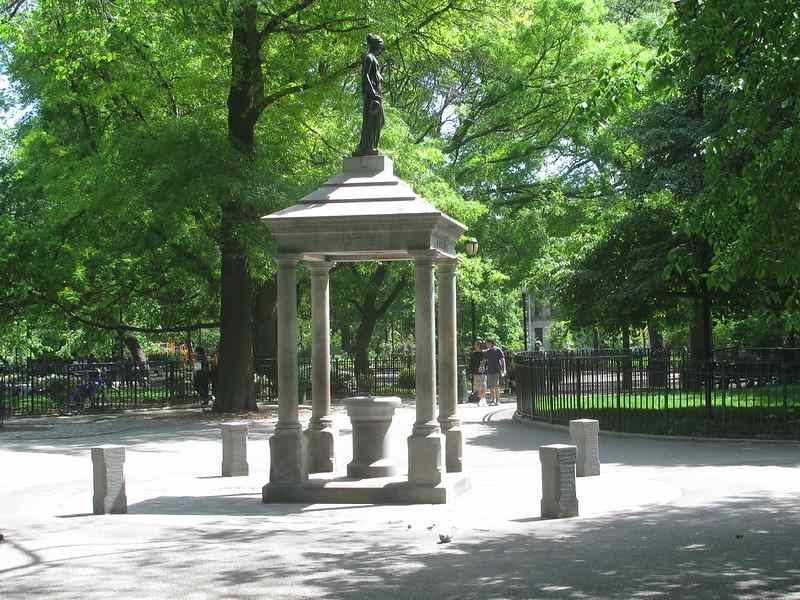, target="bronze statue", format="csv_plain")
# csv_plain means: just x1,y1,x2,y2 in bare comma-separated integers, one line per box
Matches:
354,33,385,156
